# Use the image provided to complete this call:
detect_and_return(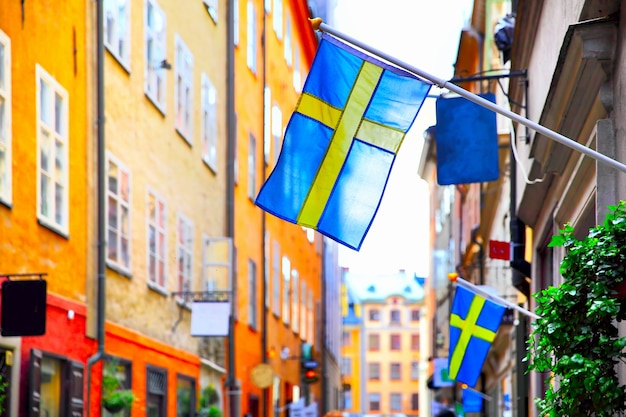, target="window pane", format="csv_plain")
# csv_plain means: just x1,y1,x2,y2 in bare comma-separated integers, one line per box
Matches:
41,357,62,417
176,377,194,417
